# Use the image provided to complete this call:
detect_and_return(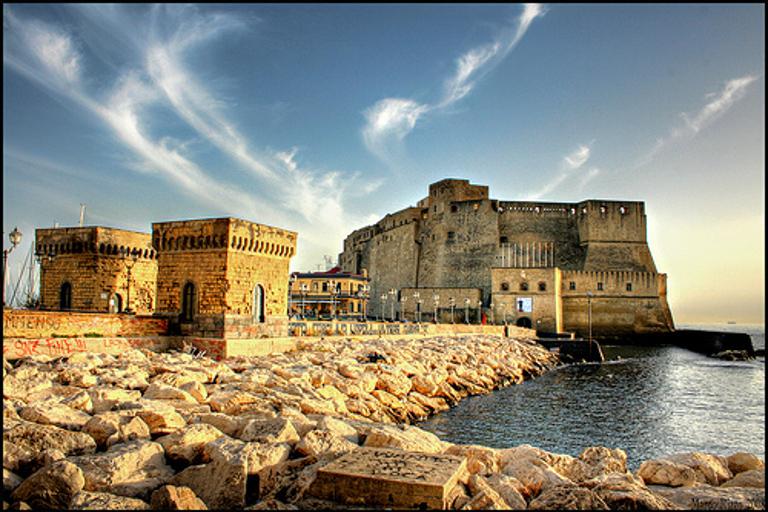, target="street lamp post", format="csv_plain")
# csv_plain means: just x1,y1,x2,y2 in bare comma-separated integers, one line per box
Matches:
328,279,337,319
587,291,593,341
300,283,308,319
400,295,407,322
432,294,440,323
119,247,139,314
380,293,387,322
3,228,23,307
489,303,494,325
388,289,396,321
449,297,455,324
477,300,483,324
464,299,470,324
